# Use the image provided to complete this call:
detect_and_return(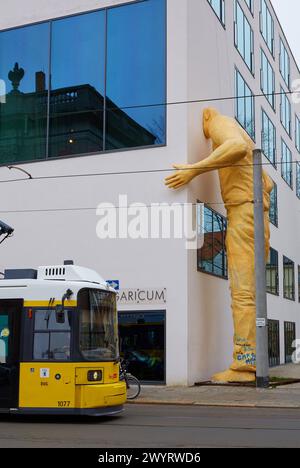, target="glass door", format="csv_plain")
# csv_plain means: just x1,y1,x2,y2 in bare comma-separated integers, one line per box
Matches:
0,300,22,409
